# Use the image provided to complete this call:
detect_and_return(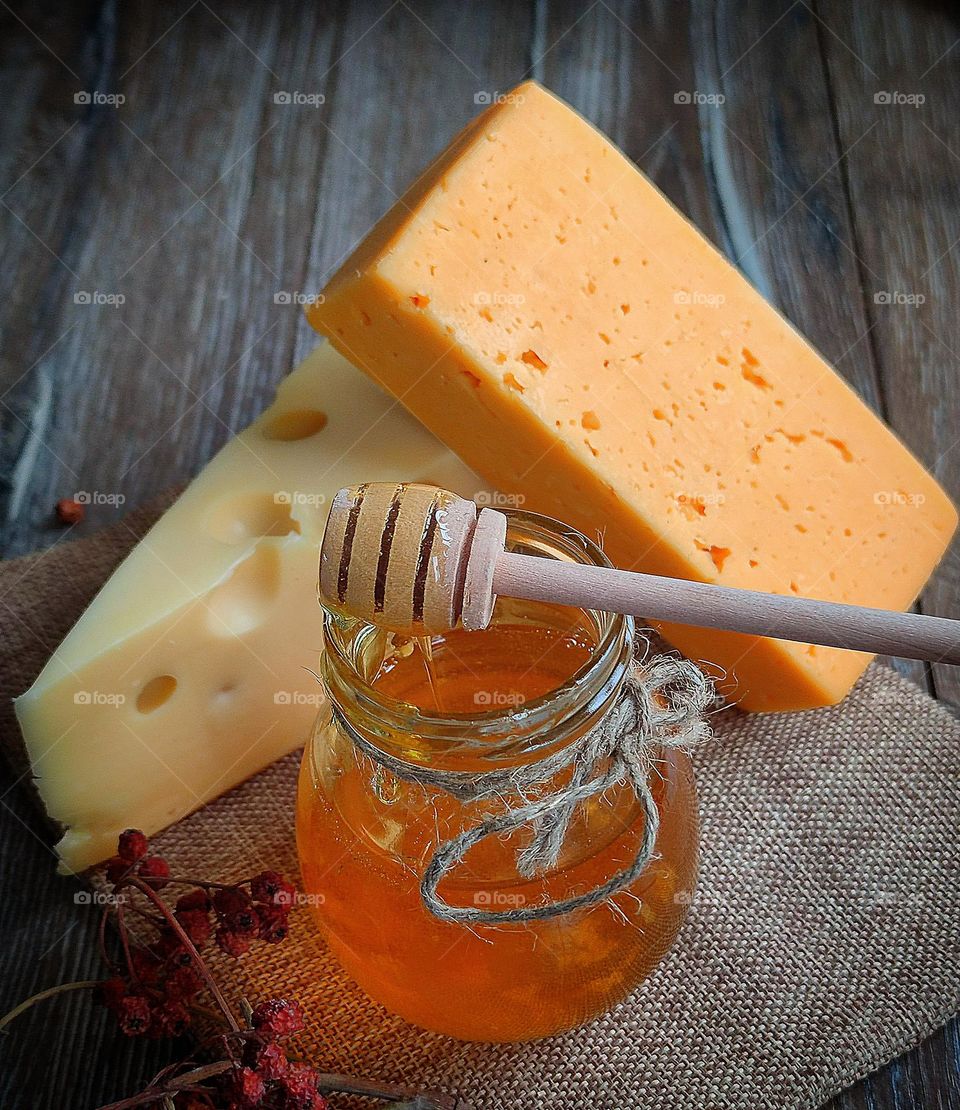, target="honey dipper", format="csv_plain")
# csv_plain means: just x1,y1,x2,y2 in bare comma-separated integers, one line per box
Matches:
320,483,960,664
